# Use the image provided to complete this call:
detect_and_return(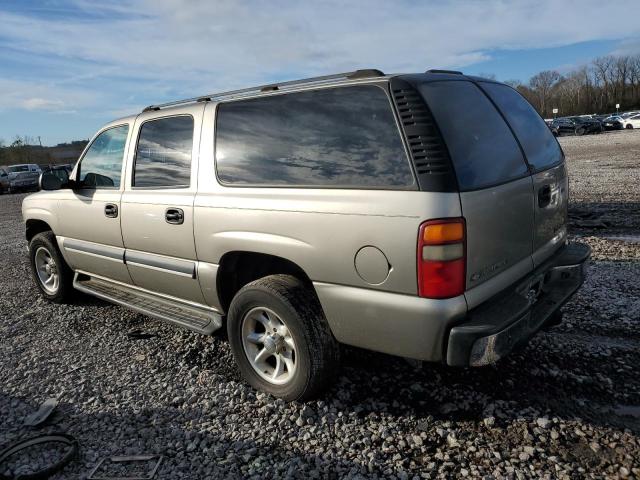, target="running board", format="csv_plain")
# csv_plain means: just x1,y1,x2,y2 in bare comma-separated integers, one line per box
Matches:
73,273,222,335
